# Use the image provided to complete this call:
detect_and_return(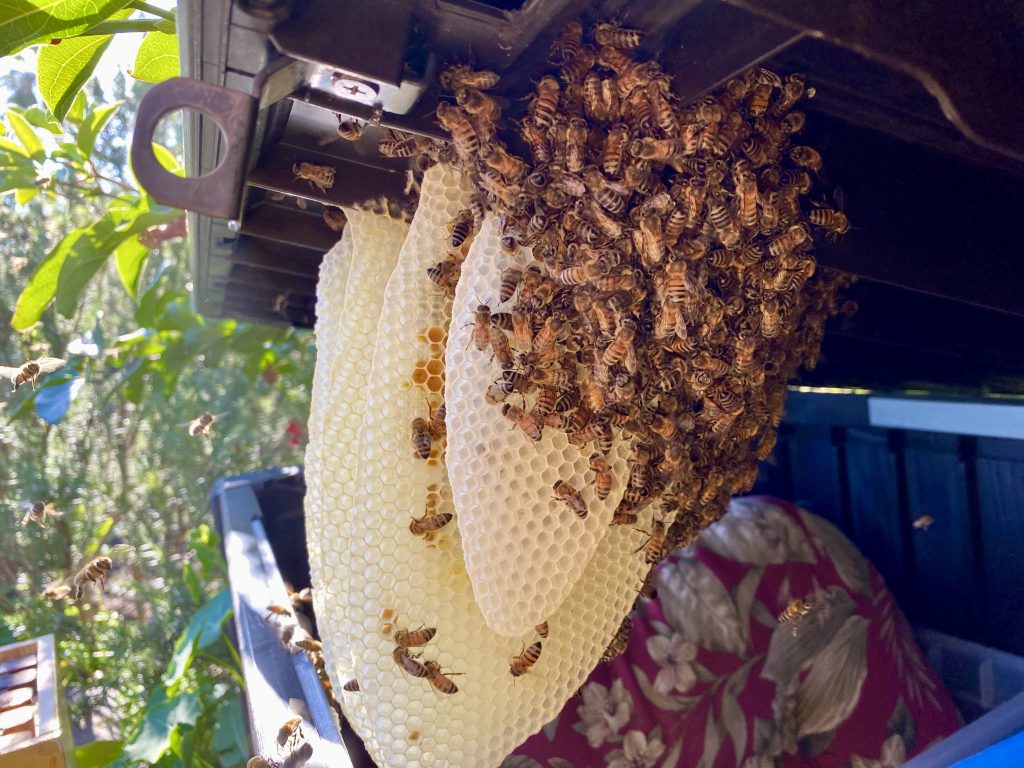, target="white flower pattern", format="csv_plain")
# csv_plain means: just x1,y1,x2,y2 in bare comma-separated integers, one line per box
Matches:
851,734,907,768
606,730,665,768
646,633,698,695
577,680,633,748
